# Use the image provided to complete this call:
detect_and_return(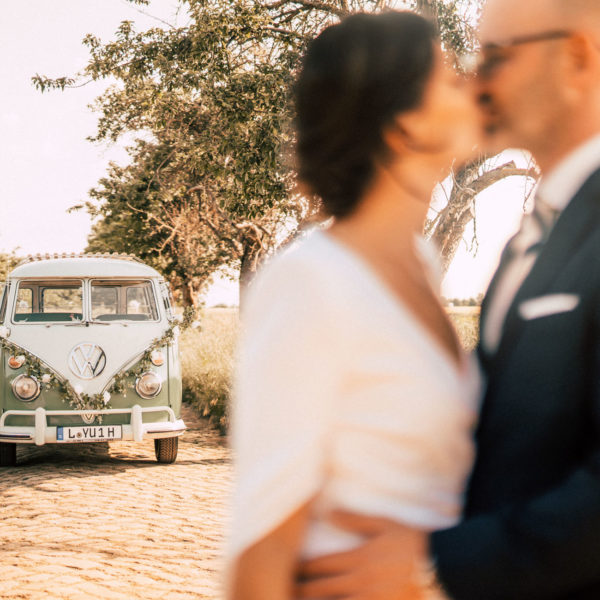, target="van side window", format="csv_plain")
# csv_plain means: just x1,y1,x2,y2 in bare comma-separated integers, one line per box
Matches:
0,282,9,323
160,281,175,321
